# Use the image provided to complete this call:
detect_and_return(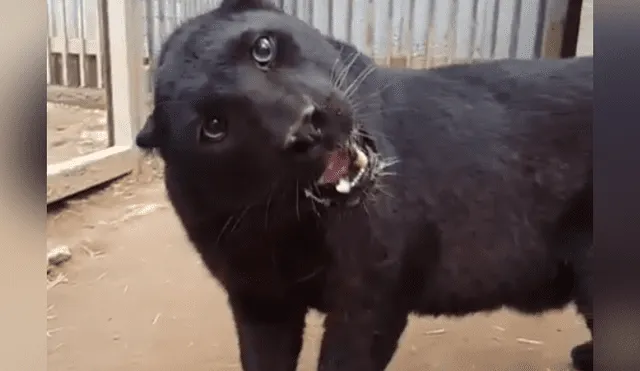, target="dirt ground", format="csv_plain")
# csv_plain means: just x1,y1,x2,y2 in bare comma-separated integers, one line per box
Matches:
46,165,590,371
47,102,108,165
